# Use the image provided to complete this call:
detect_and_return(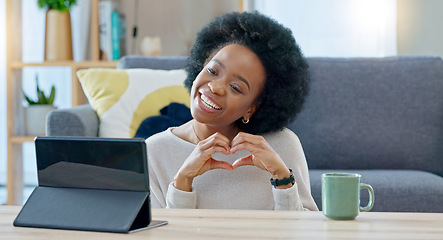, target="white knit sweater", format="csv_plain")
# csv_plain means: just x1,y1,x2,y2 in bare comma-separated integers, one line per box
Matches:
146,127,318,211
